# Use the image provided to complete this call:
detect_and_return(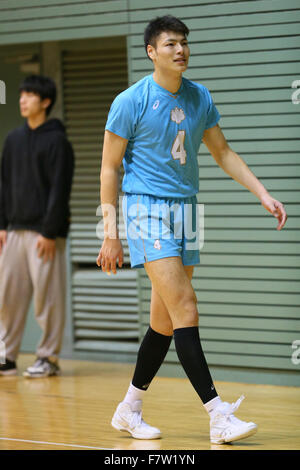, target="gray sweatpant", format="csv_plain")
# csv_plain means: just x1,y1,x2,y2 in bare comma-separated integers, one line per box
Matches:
0,230,66,361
